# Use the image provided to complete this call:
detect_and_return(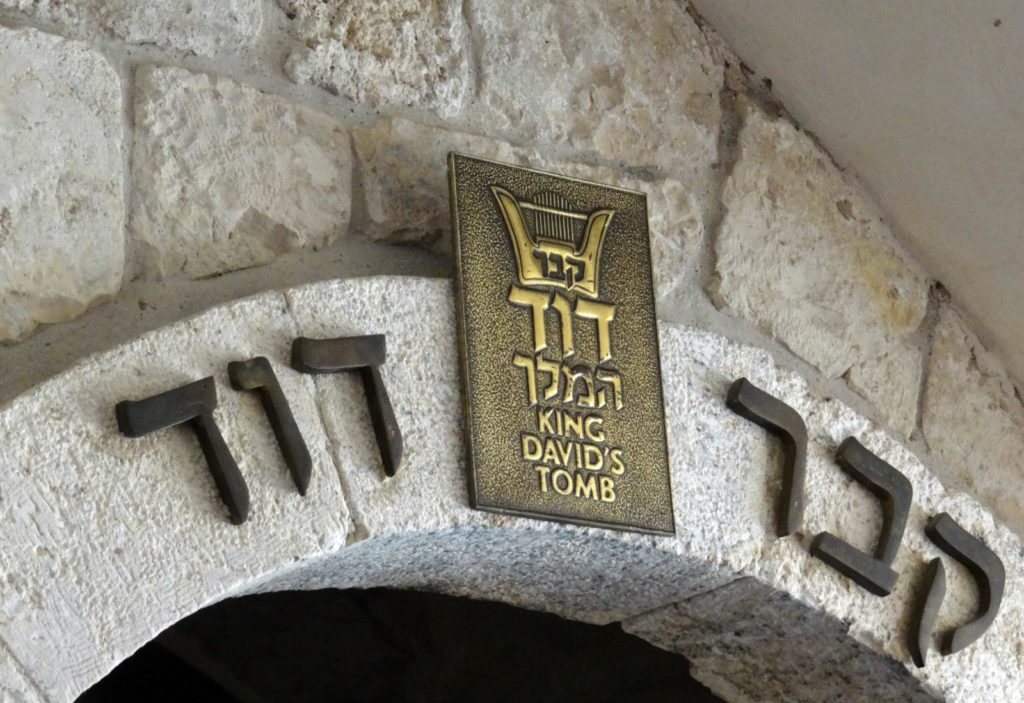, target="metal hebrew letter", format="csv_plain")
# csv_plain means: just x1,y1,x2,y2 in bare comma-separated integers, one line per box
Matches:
228,356,312,495
535,356,562,400
809,437,912,596
563,365,596,407
507,286,552,353
549,293,575,357
909,558,946,668
726,377,807,537
910,512,1005,666
291,335,403,477
595,368,624,410
574,298,615,363
512,353,539,405
565,257,585,288
115,377,250,525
